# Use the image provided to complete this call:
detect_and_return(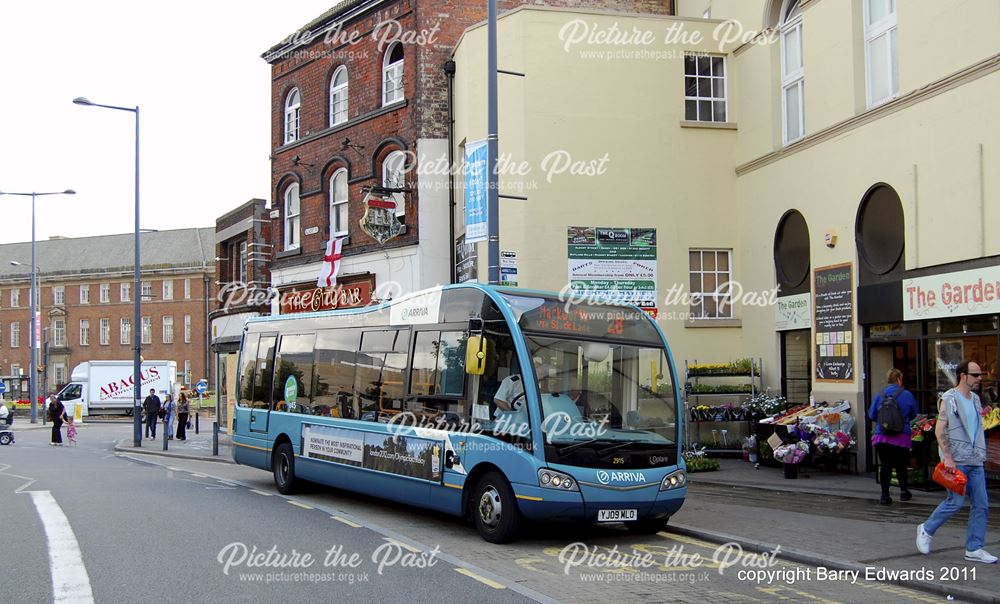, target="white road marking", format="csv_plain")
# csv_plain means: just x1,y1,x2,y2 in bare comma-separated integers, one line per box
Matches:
28,491,95,604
